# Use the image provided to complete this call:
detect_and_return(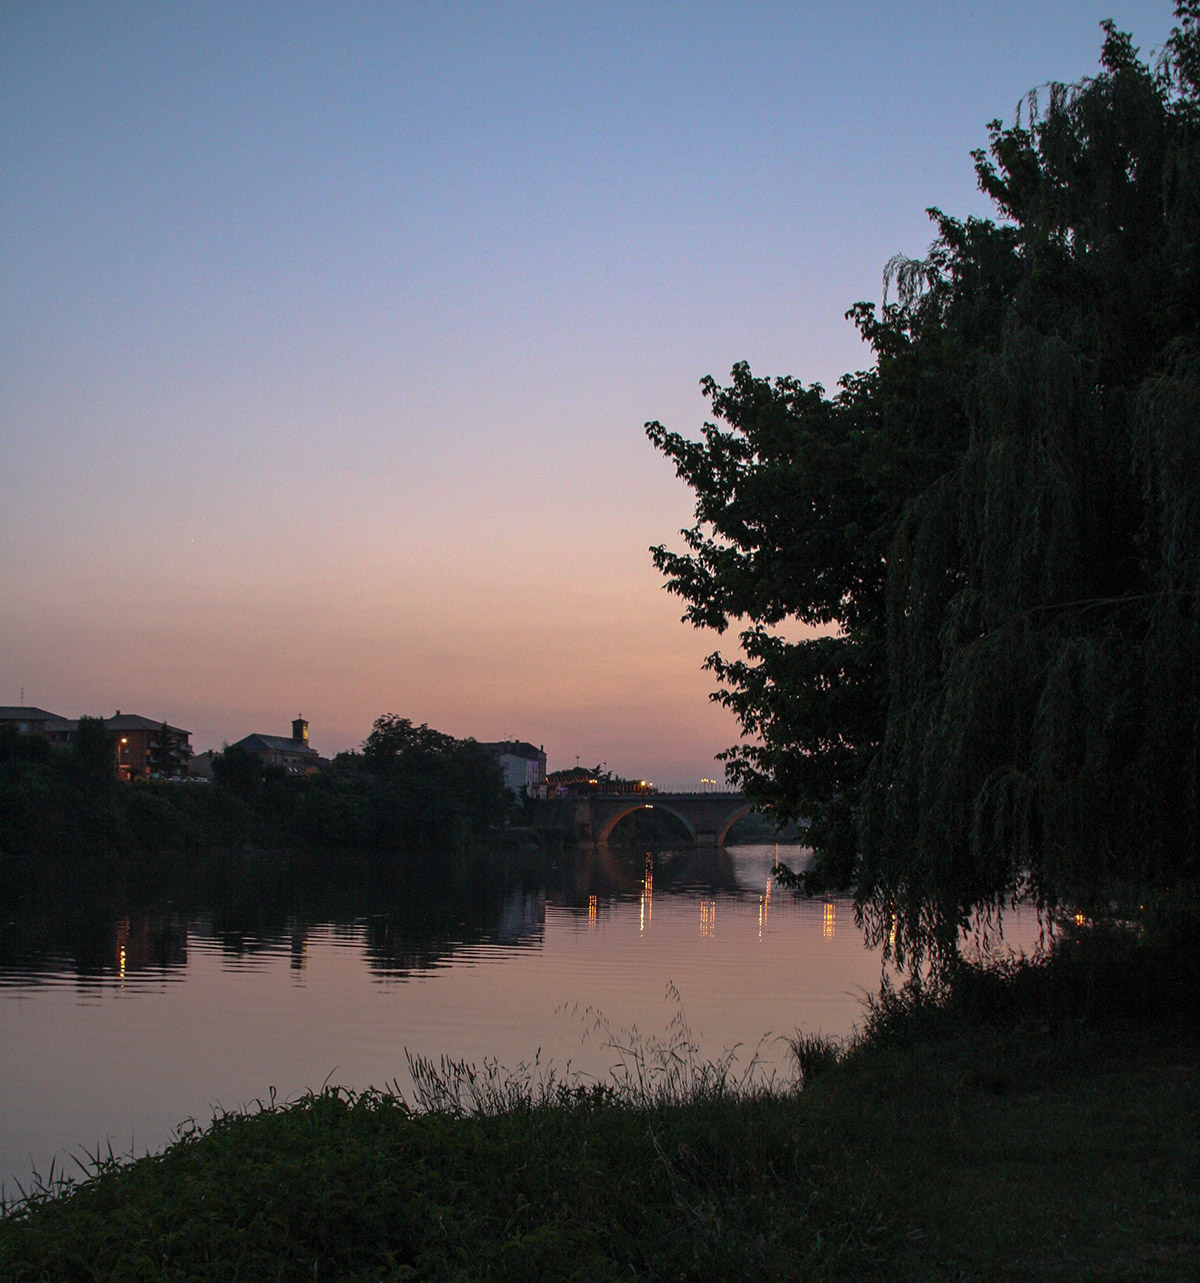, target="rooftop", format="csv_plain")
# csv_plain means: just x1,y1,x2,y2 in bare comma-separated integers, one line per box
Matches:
0,706,64,722
479,740,545,761
231,734,317,755
105,713,190,735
